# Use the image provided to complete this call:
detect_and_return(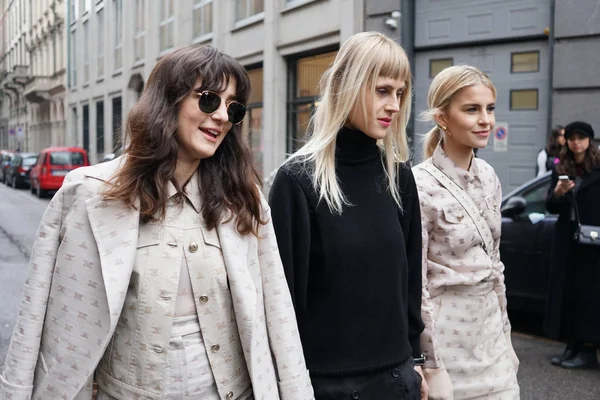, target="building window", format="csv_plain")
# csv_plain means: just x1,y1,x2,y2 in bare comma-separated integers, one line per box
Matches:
80,0,91,15
511,51,539,73
193,0,212,39
97,8,104,77
242,67,263,176
83,21,90,82
112,96,122,151
70,0,78,22
71,106,78,144
134,0,146,61
113,0,123,70
510,89,538,110
159,0,174,51
96,101,105,154
287,50,337,152
235,0,264,22
430,58,453,78
70,30,77,87
83,104,90,152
